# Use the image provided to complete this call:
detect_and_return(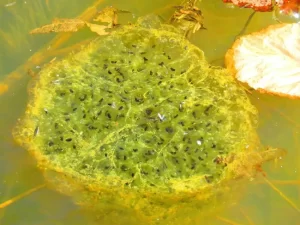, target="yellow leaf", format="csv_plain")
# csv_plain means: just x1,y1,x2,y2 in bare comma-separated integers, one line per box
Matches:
86,23,109,36
30,18,86,34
